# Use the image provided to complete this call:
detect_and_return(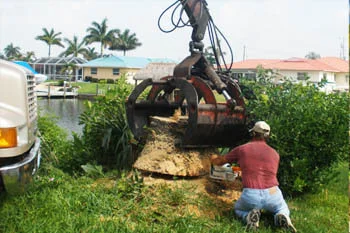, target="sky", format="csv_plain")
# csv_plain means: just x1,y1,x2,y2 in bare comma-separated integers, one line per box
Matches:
0,0,348,62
